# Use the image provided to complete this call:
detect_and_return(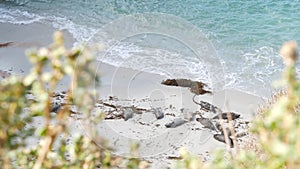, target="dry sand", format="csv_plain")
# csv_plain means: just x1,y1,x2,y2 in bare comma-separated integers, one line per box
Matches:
0,22,265,168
